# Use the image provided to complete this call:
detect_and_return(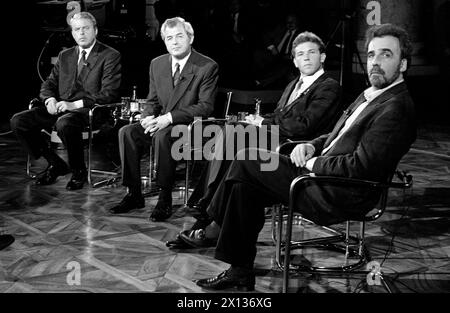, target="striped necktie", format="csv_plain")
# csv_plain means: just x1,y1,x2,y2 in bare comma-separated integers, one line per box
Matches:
77,50,86,77
173,63,181,87
286,78,303,106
